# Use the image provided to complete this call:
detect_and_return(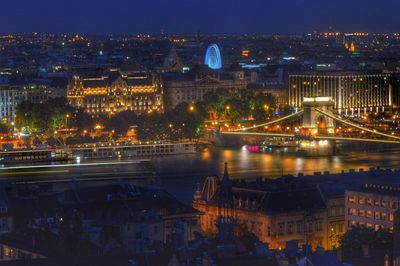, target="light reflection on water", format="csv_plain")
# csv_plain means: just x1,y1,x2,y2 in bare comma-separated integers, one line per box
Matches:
153,146,400,203
11,146,398,205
